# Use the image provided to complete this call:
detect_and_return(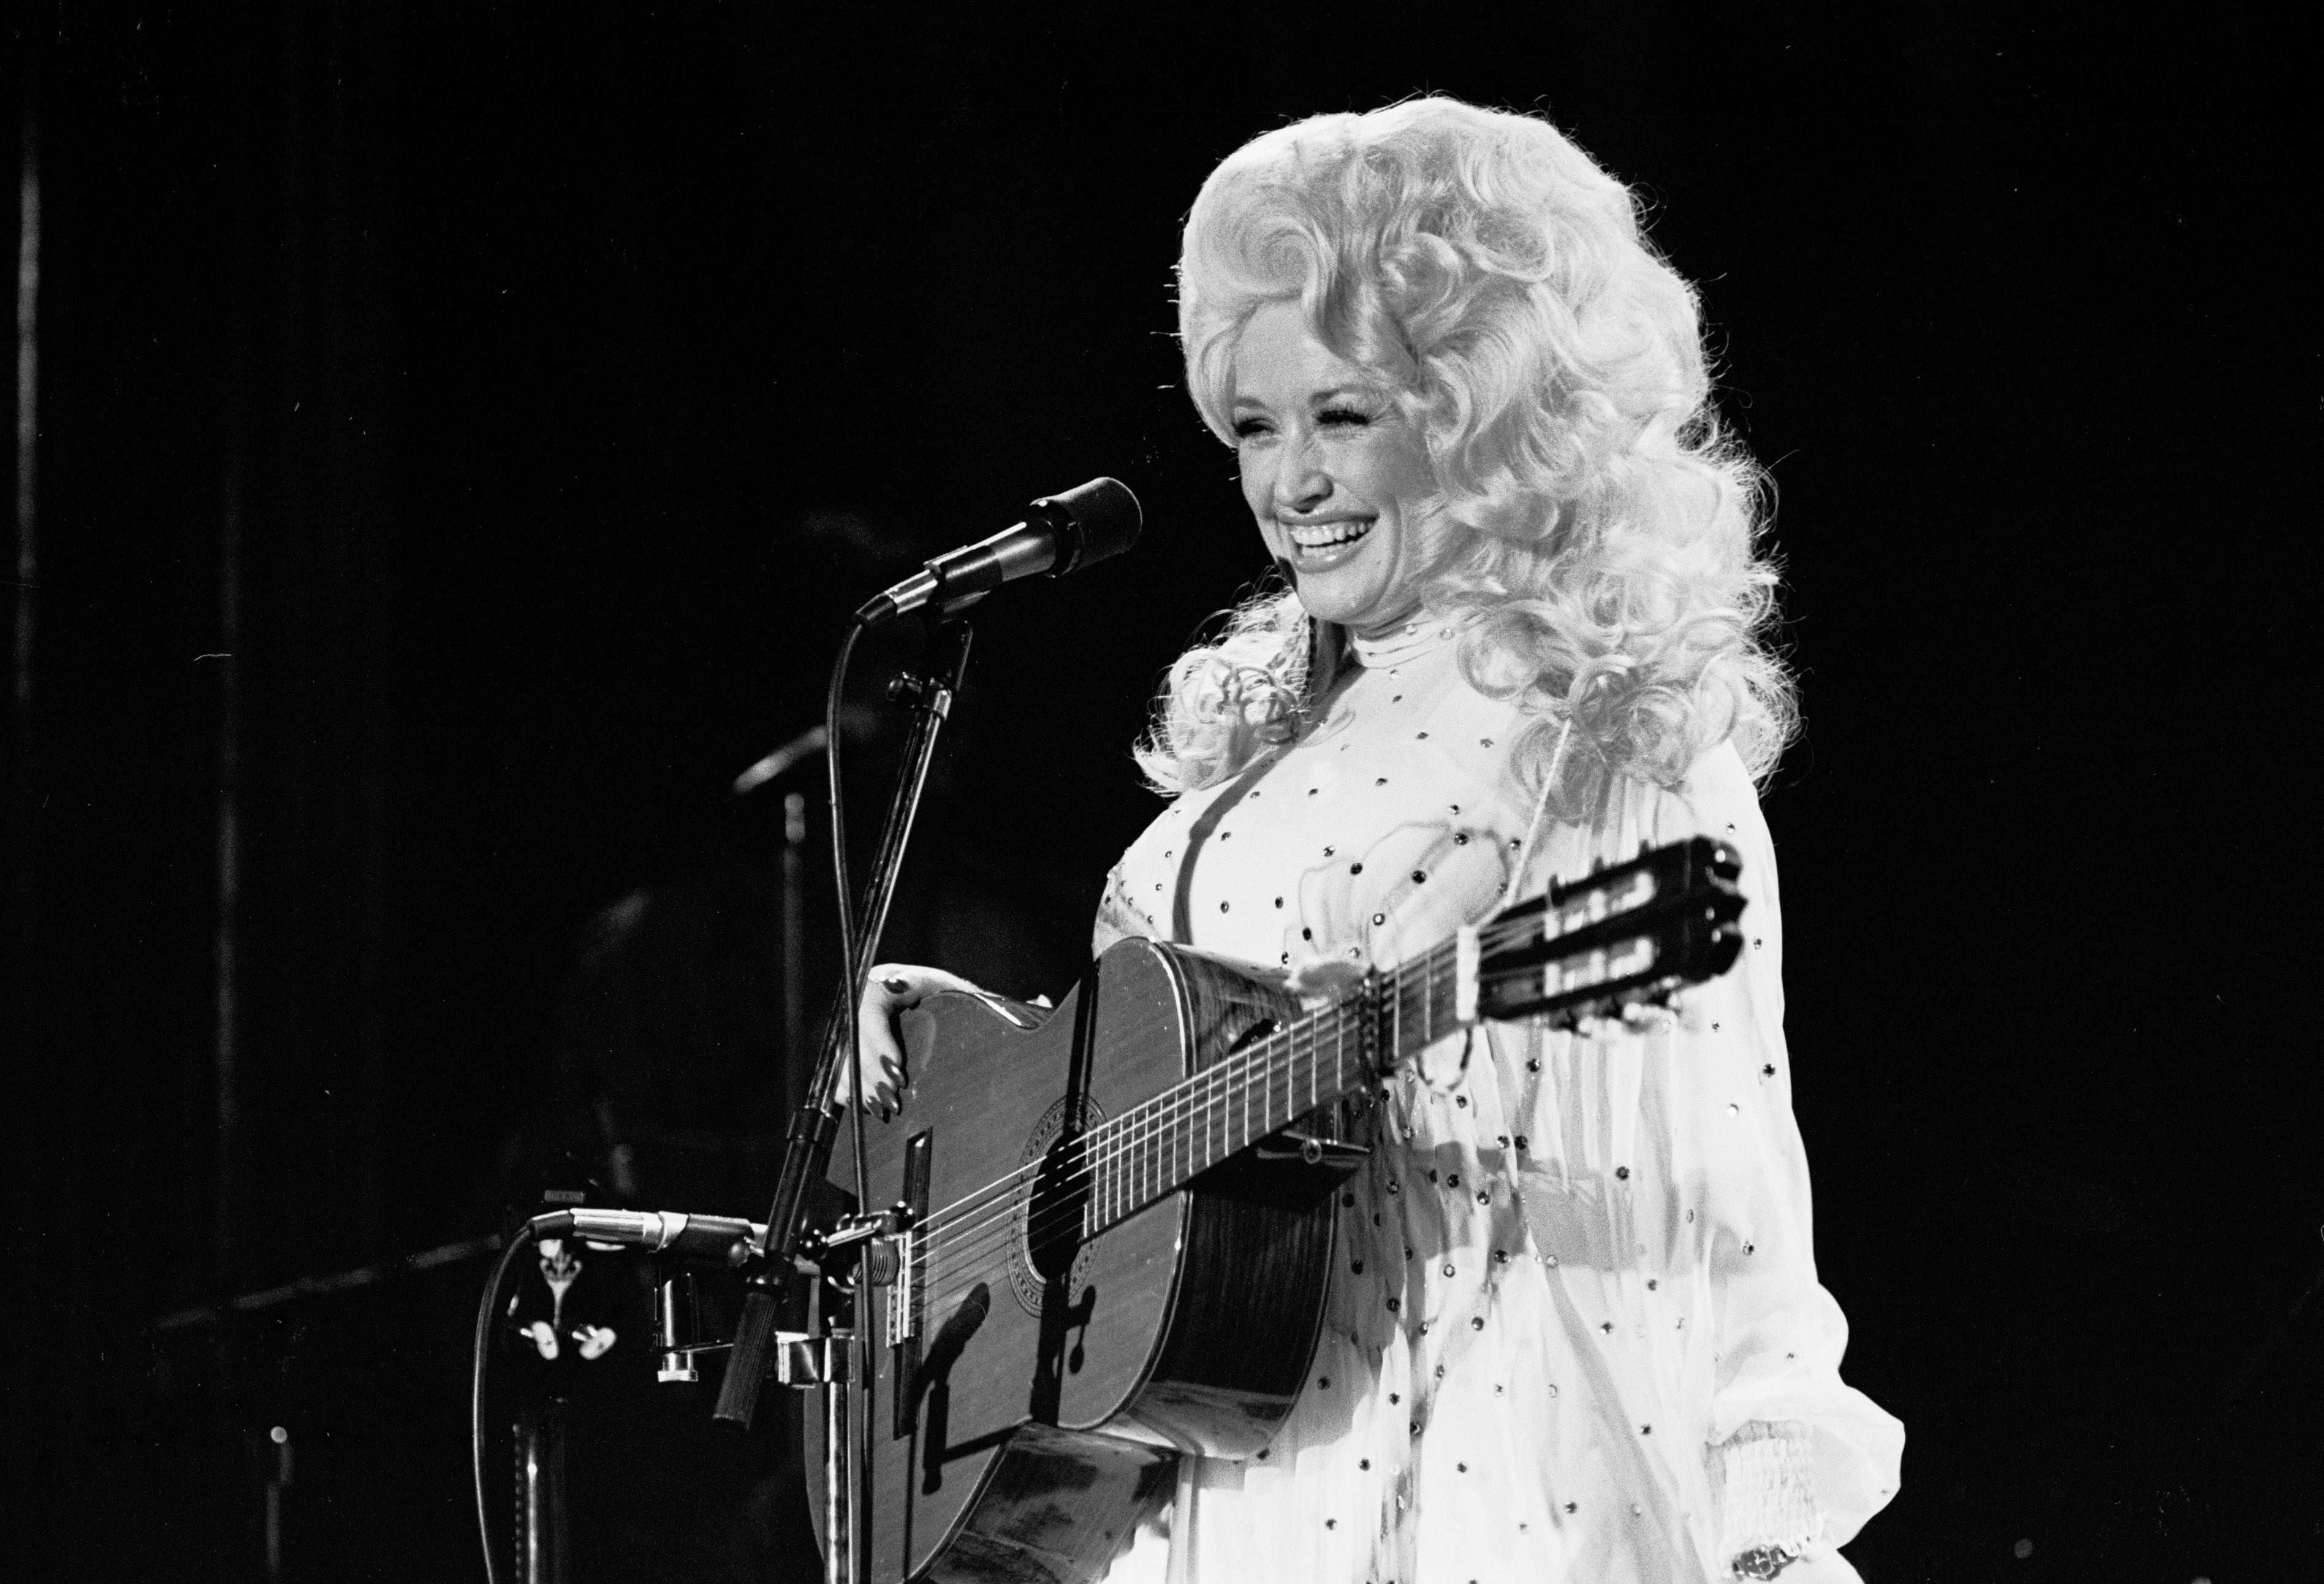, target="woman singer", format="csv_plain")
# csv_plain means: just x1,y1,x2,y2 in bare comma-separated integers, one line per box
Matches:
853,97,1902,1584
